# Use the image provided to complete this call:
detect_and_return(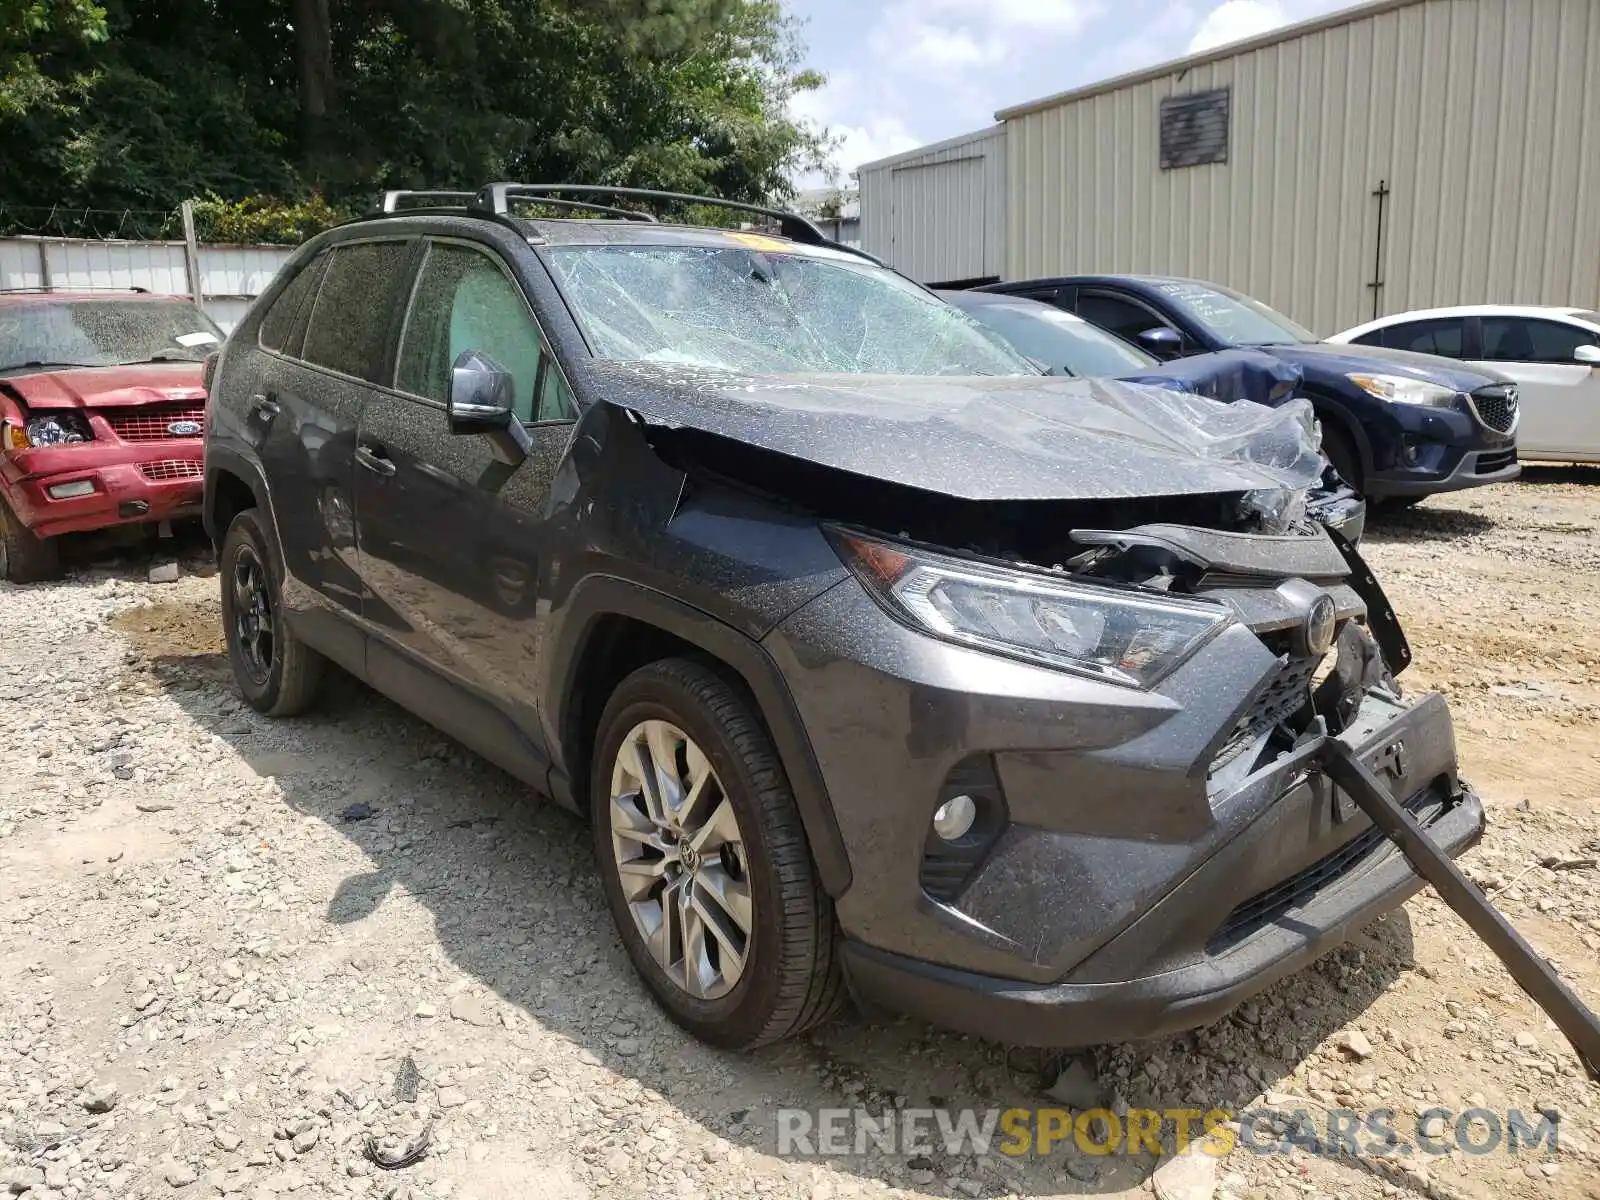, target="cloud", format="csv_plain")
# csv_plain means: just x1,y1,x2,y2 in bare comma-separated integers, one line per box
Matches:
872,0,1101,72
1186,0,1290,53
789,75,923,185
